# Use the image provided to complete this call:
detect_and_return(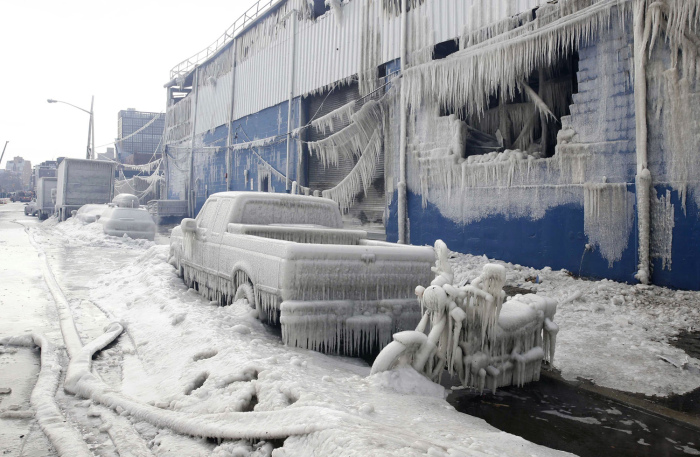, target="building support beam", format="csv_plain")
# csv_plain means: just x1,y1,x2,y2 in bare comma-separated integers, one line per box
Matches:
286,11,298,192
397,0,408,244
188,67,201,218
